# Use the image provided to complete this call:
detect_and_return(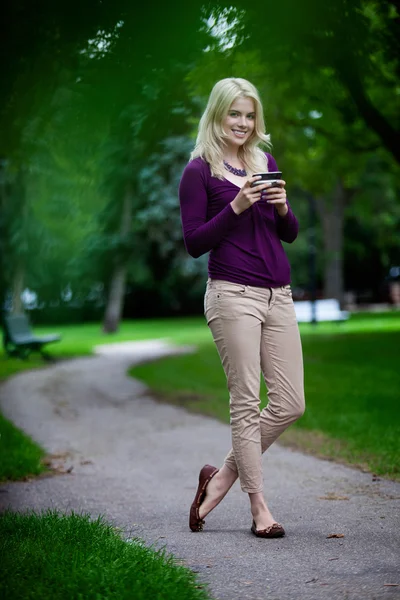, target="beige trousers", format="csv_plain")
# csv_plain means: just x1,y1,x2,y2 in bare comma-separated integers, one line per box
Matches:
204,279,305,493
